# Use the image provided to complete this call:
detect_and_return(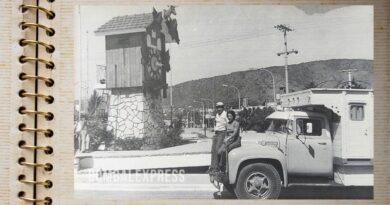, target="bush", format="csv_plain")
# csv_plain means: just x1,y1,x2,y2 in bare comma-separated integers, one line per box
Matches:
110,137,144,151
239,107,275,132
87,120,114,151
159,127,188,148
88,114,190,151
158,117,190,148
